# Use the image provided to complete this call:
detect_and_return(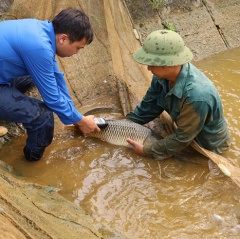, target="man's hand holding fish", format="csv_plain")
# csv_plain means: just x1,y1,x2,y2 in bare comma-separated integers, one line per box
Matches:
127,138,144,156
